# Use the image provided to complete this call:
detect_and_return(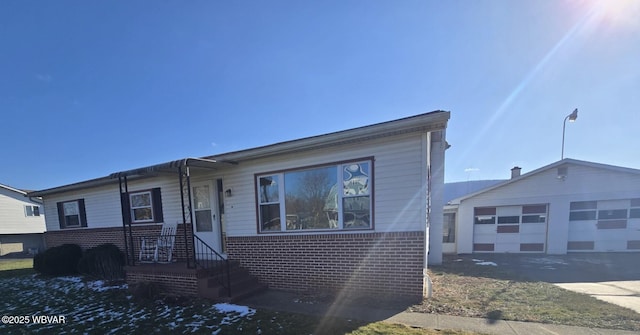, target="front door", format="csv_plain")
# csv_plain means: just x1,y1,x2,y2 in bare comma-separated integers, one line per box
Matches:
192,181,223,255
